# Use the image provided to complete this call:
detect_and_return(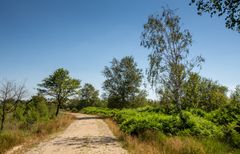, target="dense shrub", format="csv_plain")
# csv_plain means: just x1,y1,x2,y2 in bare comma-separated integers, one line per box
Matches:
189,108,207,118
136,105,165,113
13,95,54,128
208,104,240,125
13,104,26,122
223,122,240,148
82,107,223,137
179,111,223,138
82,106,240,149
82,107,116,117
119,112,181,135
65,99,108,112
